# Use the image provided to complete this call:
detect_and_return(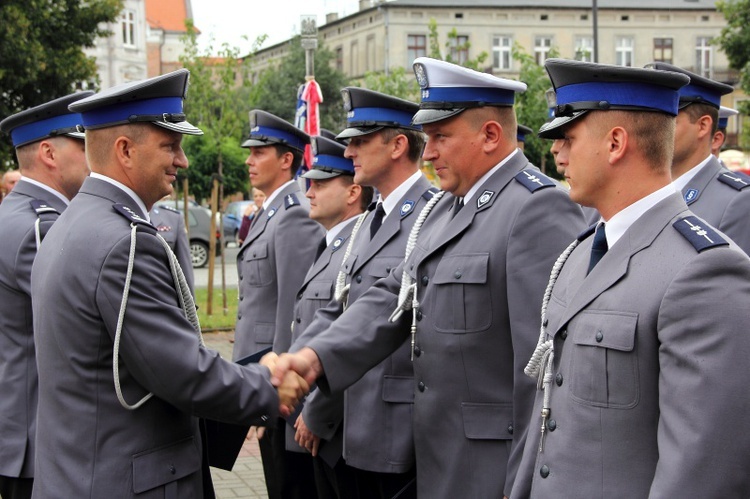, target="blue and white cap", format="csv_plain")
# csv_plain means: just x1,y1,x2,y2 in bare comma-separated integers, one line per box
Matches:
539,58,690,139
517,124,533,143
718,106,739,130
0,91,93,147
411,57,527,125
301,135,354,180
645,62,733,110
337,87,421,140
242,109,310,153
68,69,202,135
